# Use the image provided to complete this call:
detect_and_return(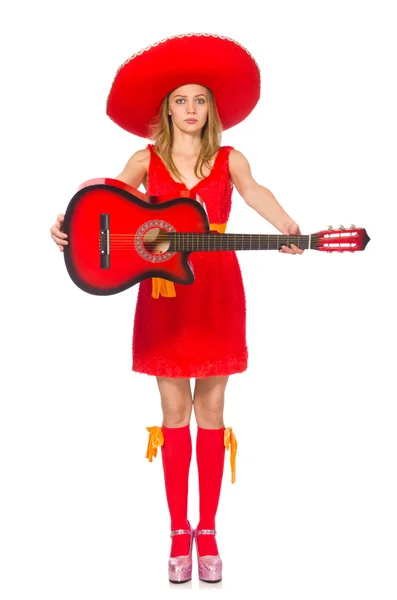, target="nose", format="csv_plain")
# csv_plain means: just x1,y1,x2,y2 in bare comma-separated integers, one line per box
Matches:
186,100,197,114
